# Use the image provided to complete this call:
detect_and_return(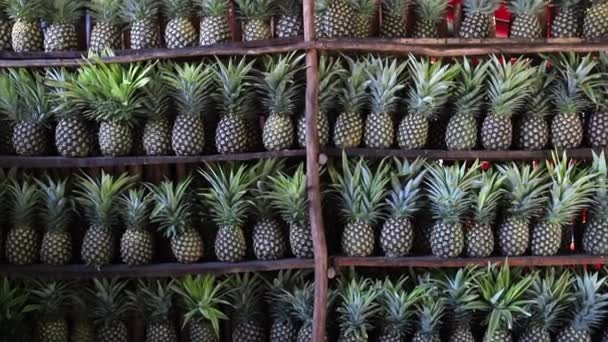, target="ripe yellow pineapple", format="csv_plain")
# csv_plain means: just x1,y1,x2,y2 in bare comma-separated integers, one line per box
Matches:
163,0,198,48
88,0,123,53
38,176,74,266
122,0,161,49
5,179,40,265
43,0,82,52
198,0,232,45
507,0,548,38
235,0,274,41
4,0,44,52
